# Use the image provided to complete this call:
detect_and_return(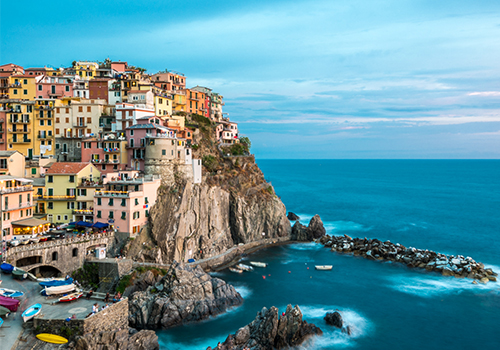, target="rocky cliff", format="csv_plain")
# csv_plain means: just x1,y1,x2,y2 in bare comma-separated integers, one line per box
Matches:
125,116,291,265
207,304,322,350
128,262,242,329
